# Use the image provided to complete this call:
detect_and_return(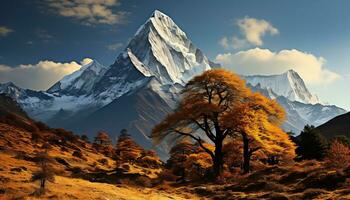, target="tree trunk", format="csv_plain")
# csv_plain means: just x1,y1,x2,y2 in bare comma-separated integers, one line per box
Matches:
213,139,223,178
242,132,251,174
40,179,44,189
